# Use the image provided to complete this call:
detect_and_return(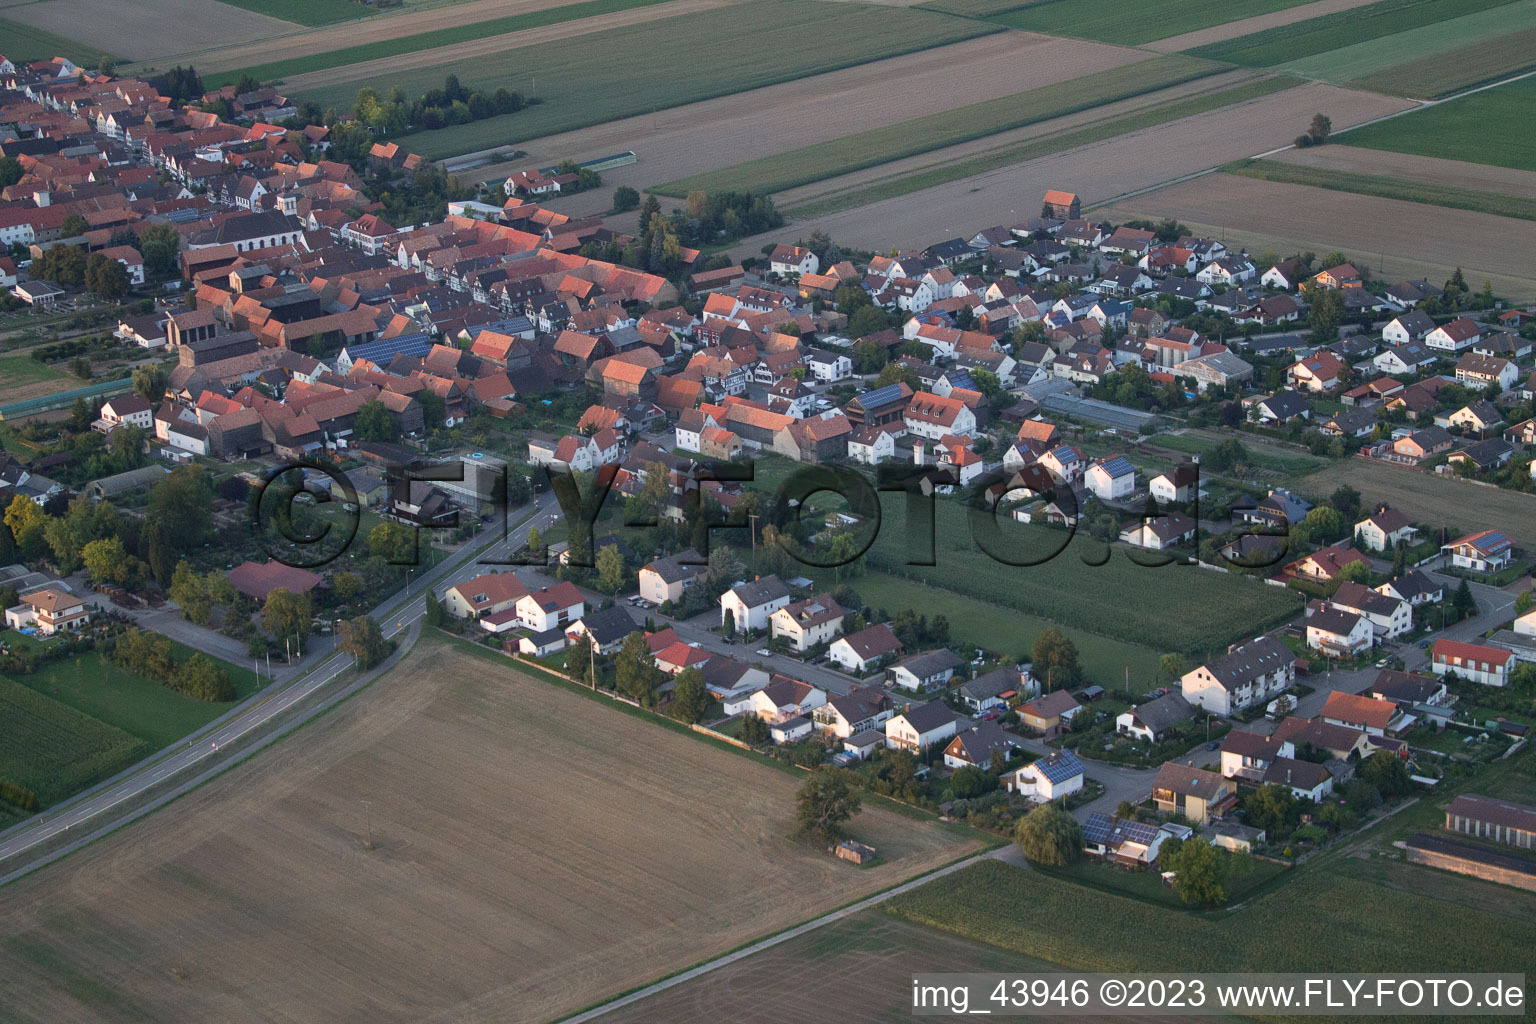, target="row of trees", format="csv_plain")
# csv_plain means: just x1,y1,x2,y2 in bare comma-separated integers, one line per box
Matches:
108,628,234,702
351,77,526,138
31,245,133,300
